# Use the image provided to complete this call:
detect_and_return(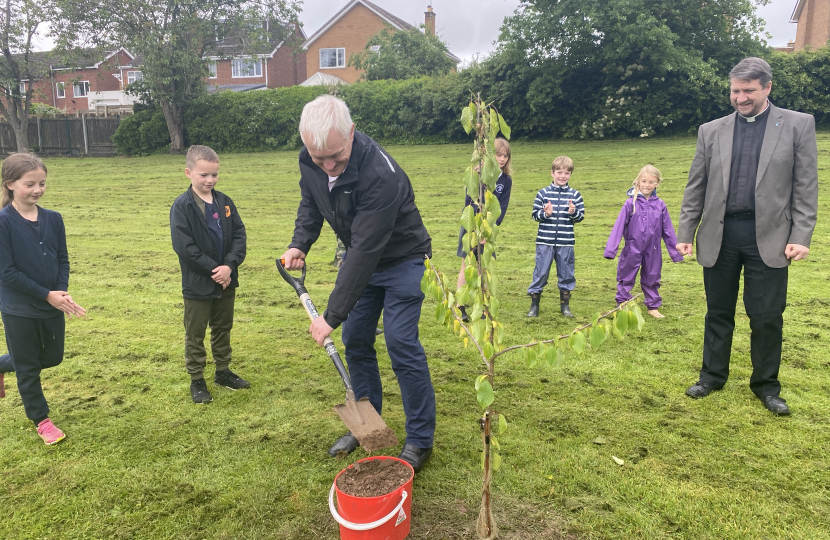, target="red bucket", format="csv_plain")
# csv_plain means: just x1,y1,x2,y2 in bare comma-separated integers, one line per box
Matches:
329,456,414,540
